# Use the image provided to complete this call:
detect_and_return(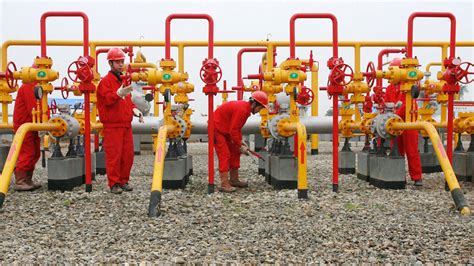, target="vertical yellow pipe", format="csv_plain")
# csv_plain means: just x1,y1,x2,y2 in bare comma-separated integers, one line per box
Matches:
2,104,8,124
41,93,49,123
296,123,308,198
178,44,184,74
266,44,274,72
310,64,319,154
